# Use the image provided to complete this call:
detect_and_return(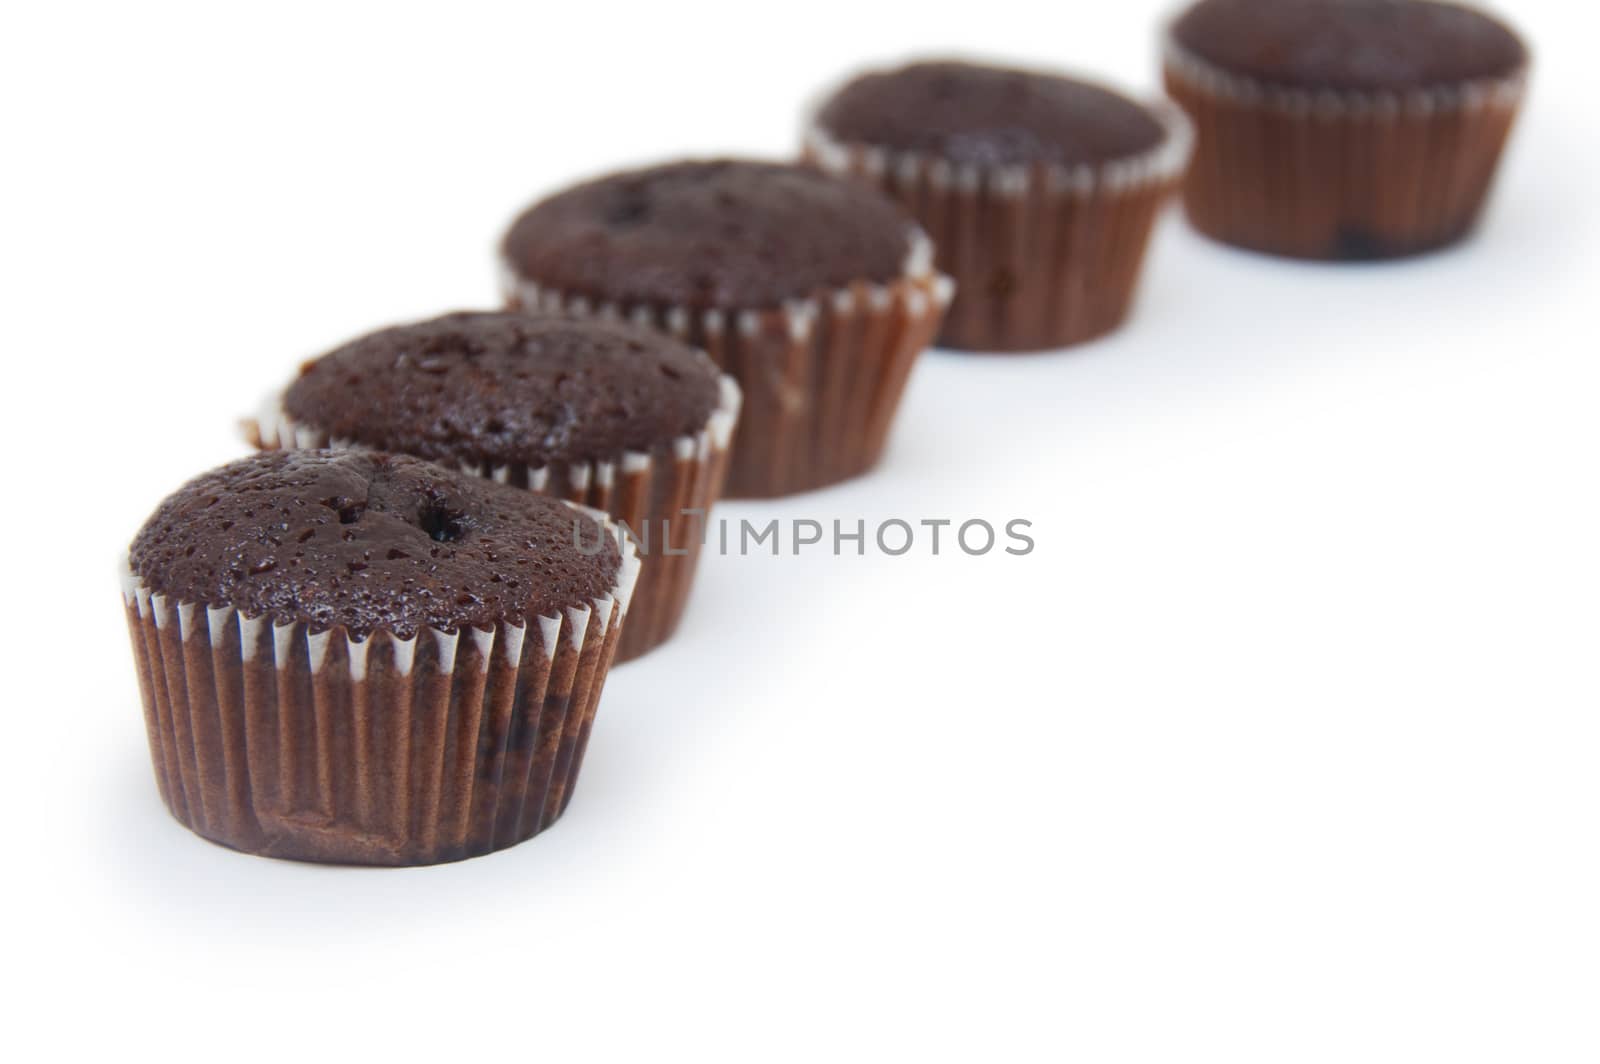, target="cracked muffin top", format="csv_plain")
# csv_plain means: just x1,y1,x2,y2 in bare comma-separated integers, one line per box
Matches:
502,159,915,310
1170,0,1528,92
814,61,1166,168
283,311,723,469
129,450,620,637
